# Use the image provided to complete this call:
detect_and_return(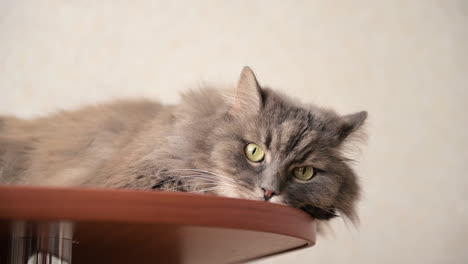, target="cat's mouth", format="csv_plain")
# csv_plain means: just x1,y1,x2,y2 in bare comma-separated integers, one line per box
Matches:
300,205,338,220
264,196,338,221
263,195,286,205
